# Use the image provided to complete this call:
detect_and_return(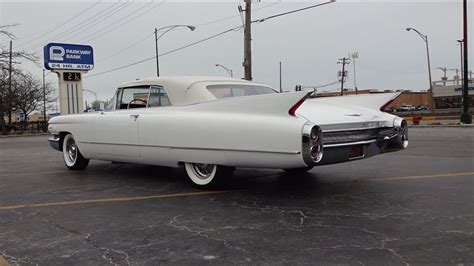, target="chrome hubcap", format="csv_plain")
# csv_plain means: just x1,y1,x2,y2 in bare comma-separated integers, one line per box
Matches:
66,138,77,163
192,163,214,179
